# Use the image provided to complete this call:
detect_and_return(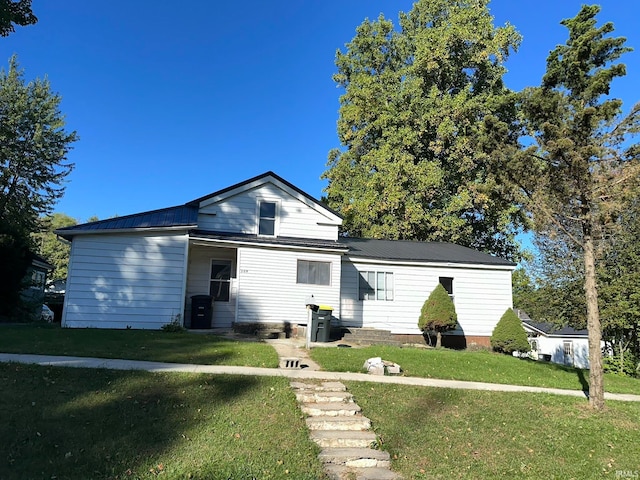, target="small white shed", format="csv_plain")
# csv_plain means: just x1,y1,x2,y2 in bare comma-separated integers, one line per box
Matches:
517,310,590,369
